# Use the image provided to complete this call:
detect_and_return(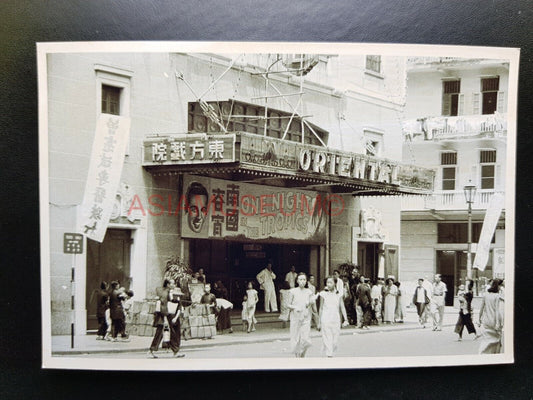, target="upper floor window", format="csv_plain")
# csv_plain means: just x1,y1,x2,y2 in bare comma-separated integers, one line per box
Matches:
188,100,329,147
440,151,457,191
481,77,500,115
480,150,497,189
101,84,122,115
365,55,381,74
94,64,133,153
441,151,457,191
442,80,461,116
